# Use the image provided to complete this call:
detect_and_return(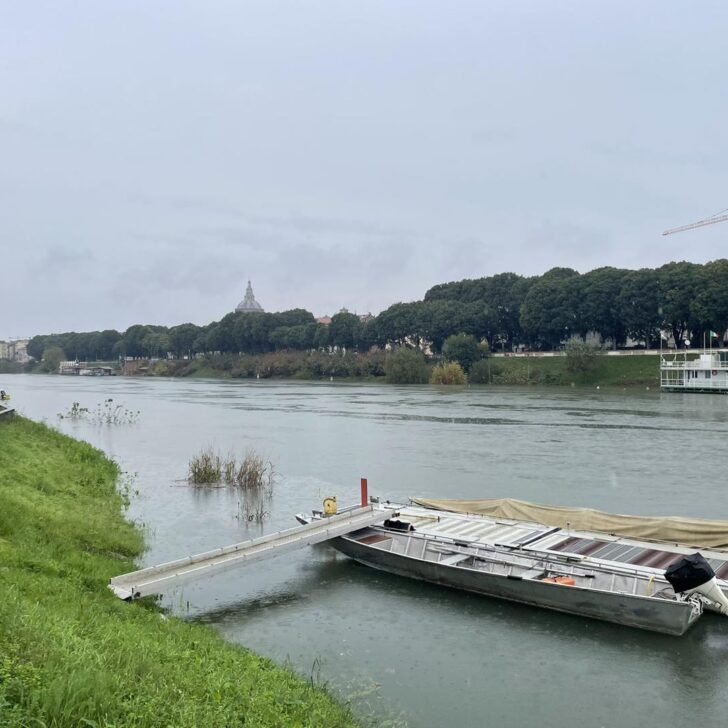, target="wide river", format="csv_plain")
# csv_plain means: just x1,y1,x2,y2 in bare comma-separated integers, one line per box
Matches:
7,374,728,727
